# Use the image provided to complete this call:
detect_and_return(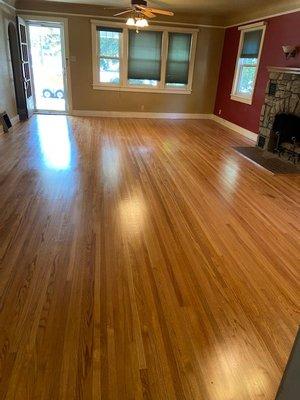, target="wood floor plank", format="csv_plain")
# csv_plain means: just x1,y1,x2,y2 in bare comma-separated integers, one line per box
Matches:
0,114,299,400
